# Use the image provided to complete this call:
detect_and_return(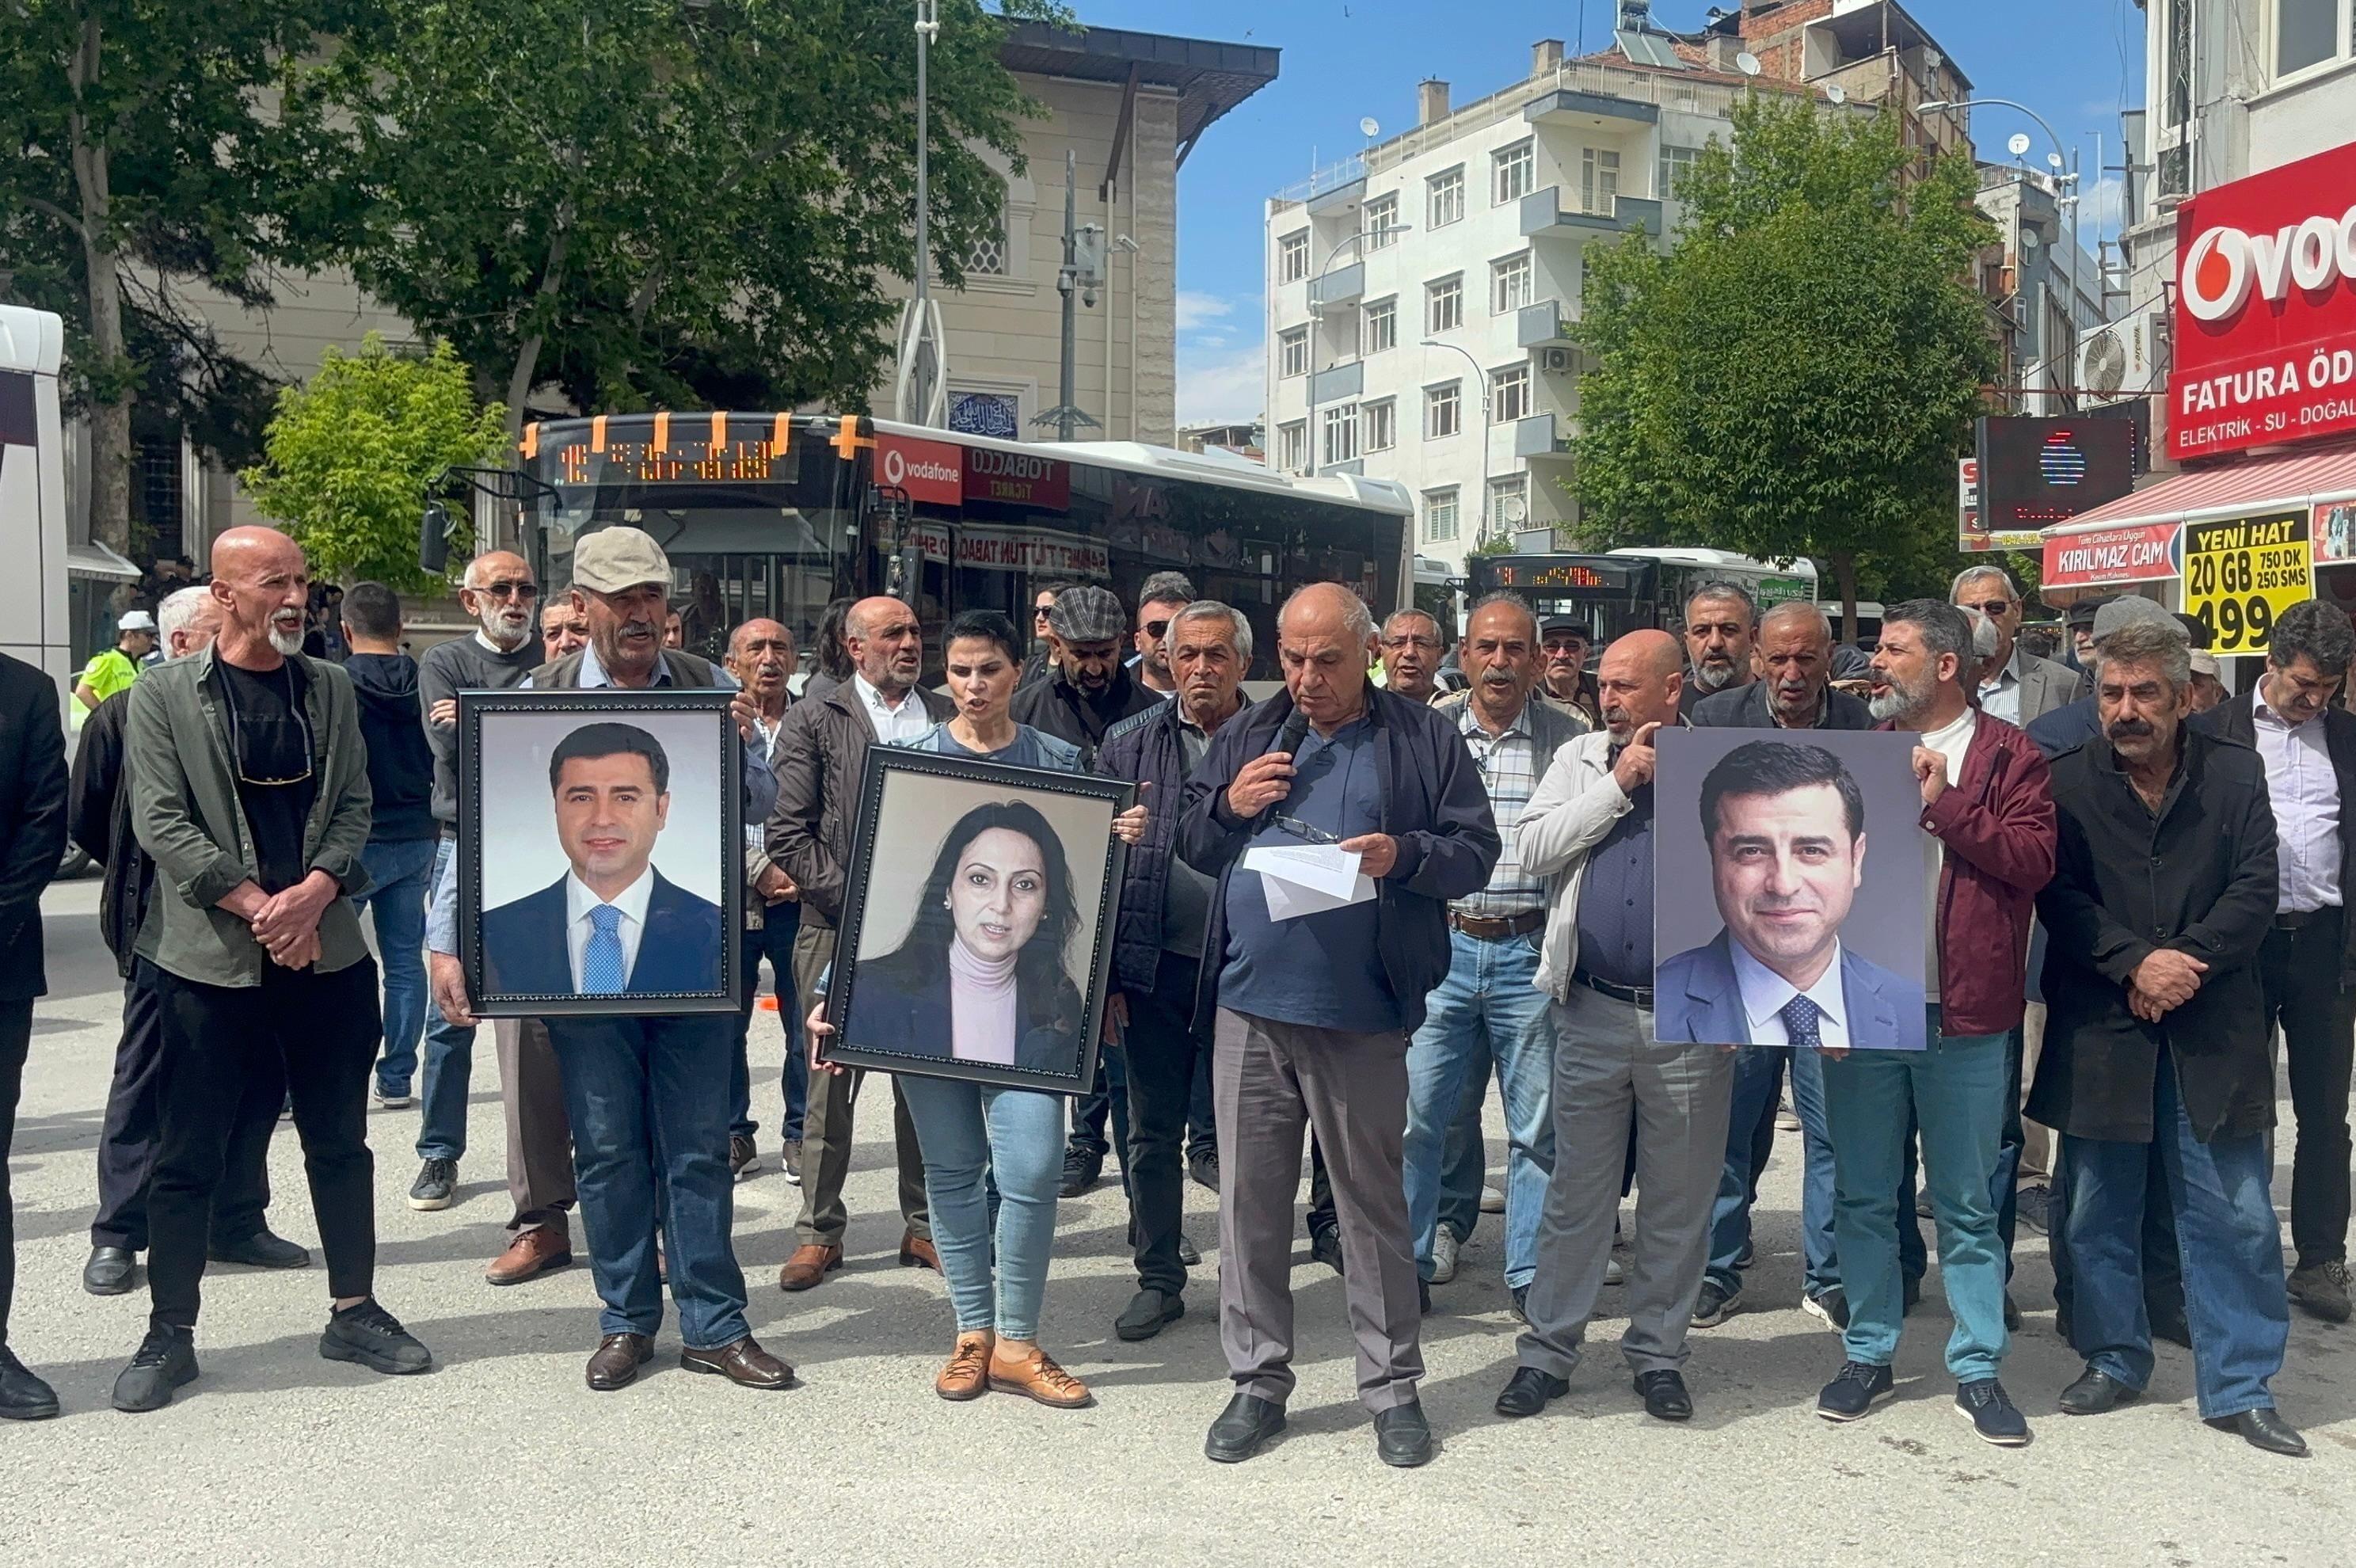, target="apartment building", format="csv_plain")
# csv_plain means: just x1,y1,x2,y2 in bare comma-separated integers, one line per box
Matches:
1973,166,2114,415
